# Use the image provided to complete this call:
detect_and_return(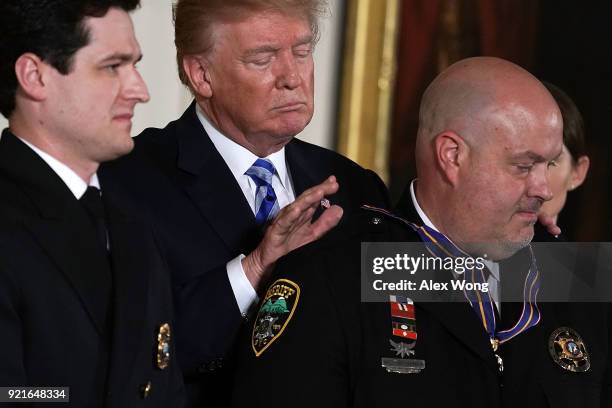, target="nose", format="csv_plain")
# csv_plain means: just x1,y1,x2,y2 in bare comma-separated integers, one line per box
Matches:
123,67,150,103
275,53,302,90
527,164,553,202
